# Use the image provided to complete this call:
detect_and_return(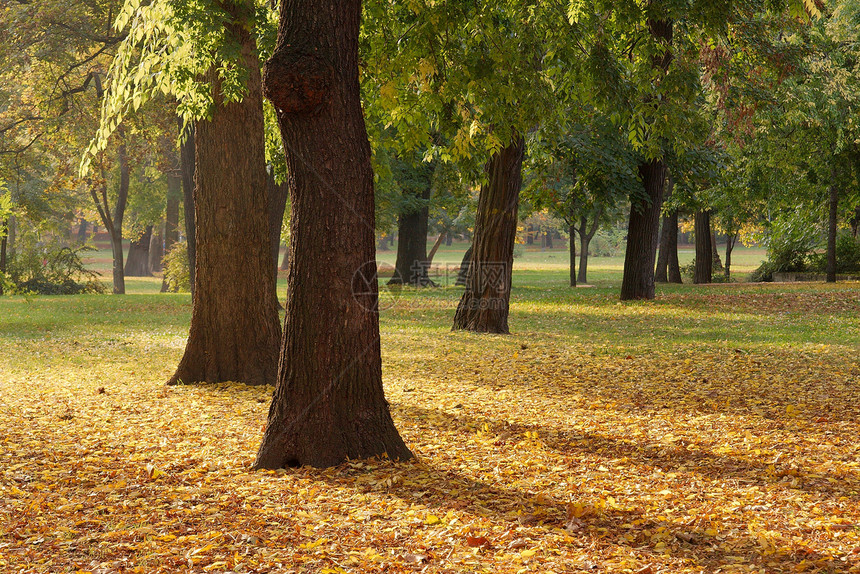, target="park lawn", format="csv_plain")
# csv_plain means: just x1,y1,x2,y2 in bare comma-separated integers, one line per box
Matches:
1,267,859,574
